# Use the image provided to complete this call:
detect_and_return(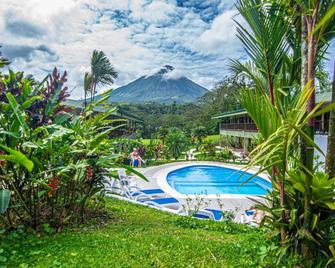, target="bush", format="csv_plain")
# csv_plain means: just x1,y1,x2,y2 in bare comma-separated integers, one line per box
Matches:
165,127,189,160
0,68,133,230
